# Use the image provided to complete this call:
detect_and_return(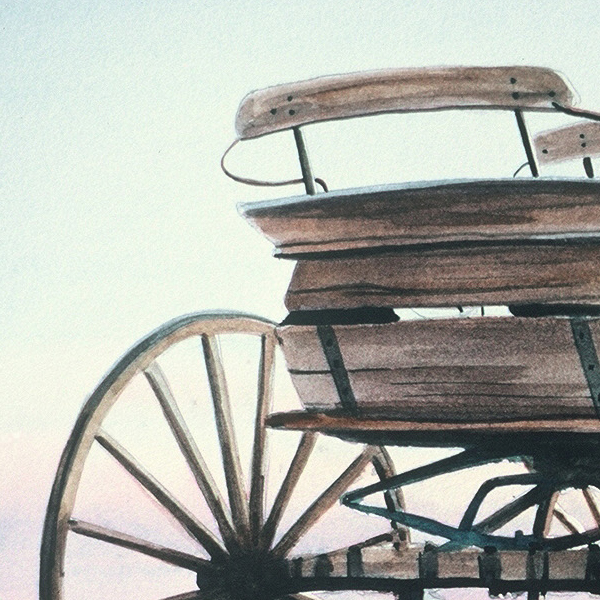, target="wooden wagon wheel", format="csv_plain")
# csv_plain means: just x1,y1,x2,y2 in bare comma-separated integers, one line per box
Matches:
40,312,406,600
